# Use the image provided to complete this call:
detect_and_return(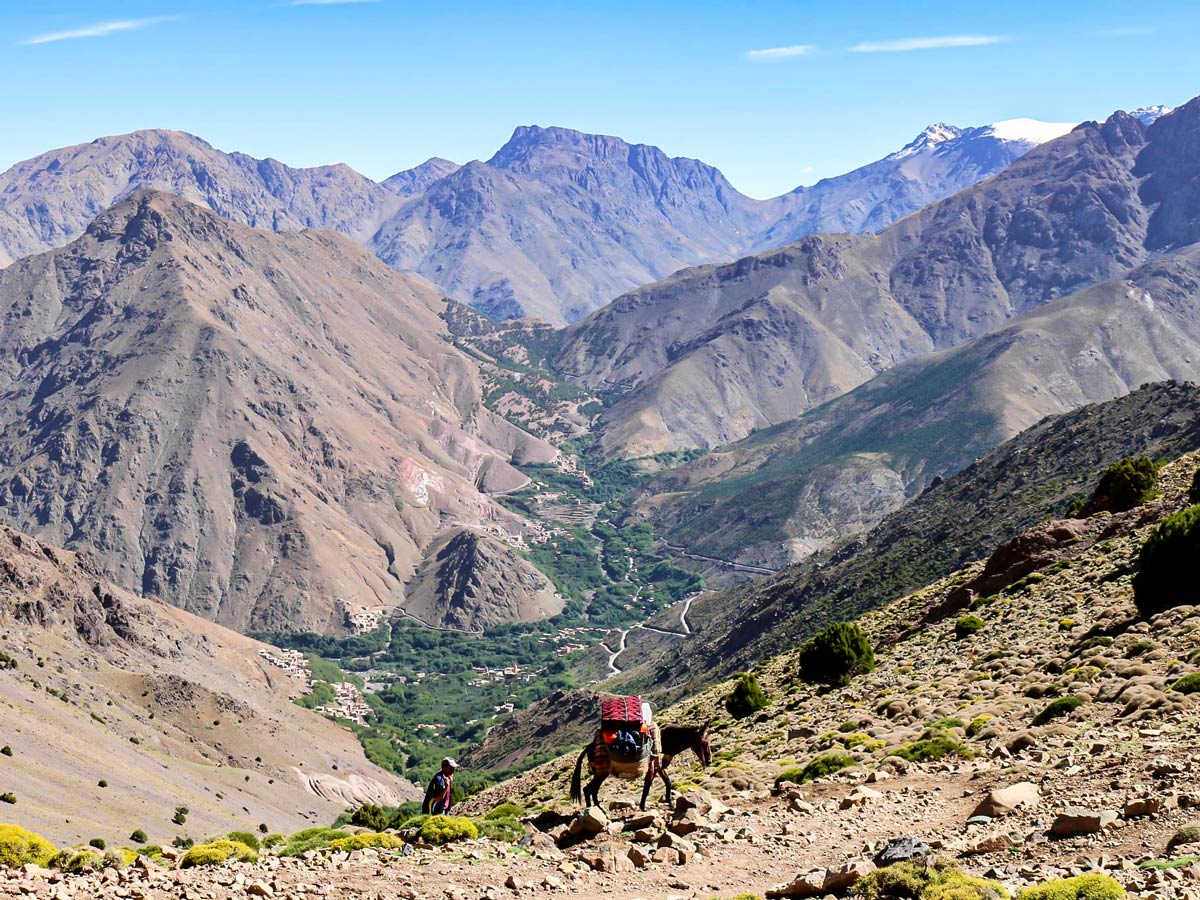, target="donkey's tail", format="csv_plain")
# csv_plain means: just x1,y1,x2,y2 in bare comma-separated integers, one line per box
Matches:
569,746,588,804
